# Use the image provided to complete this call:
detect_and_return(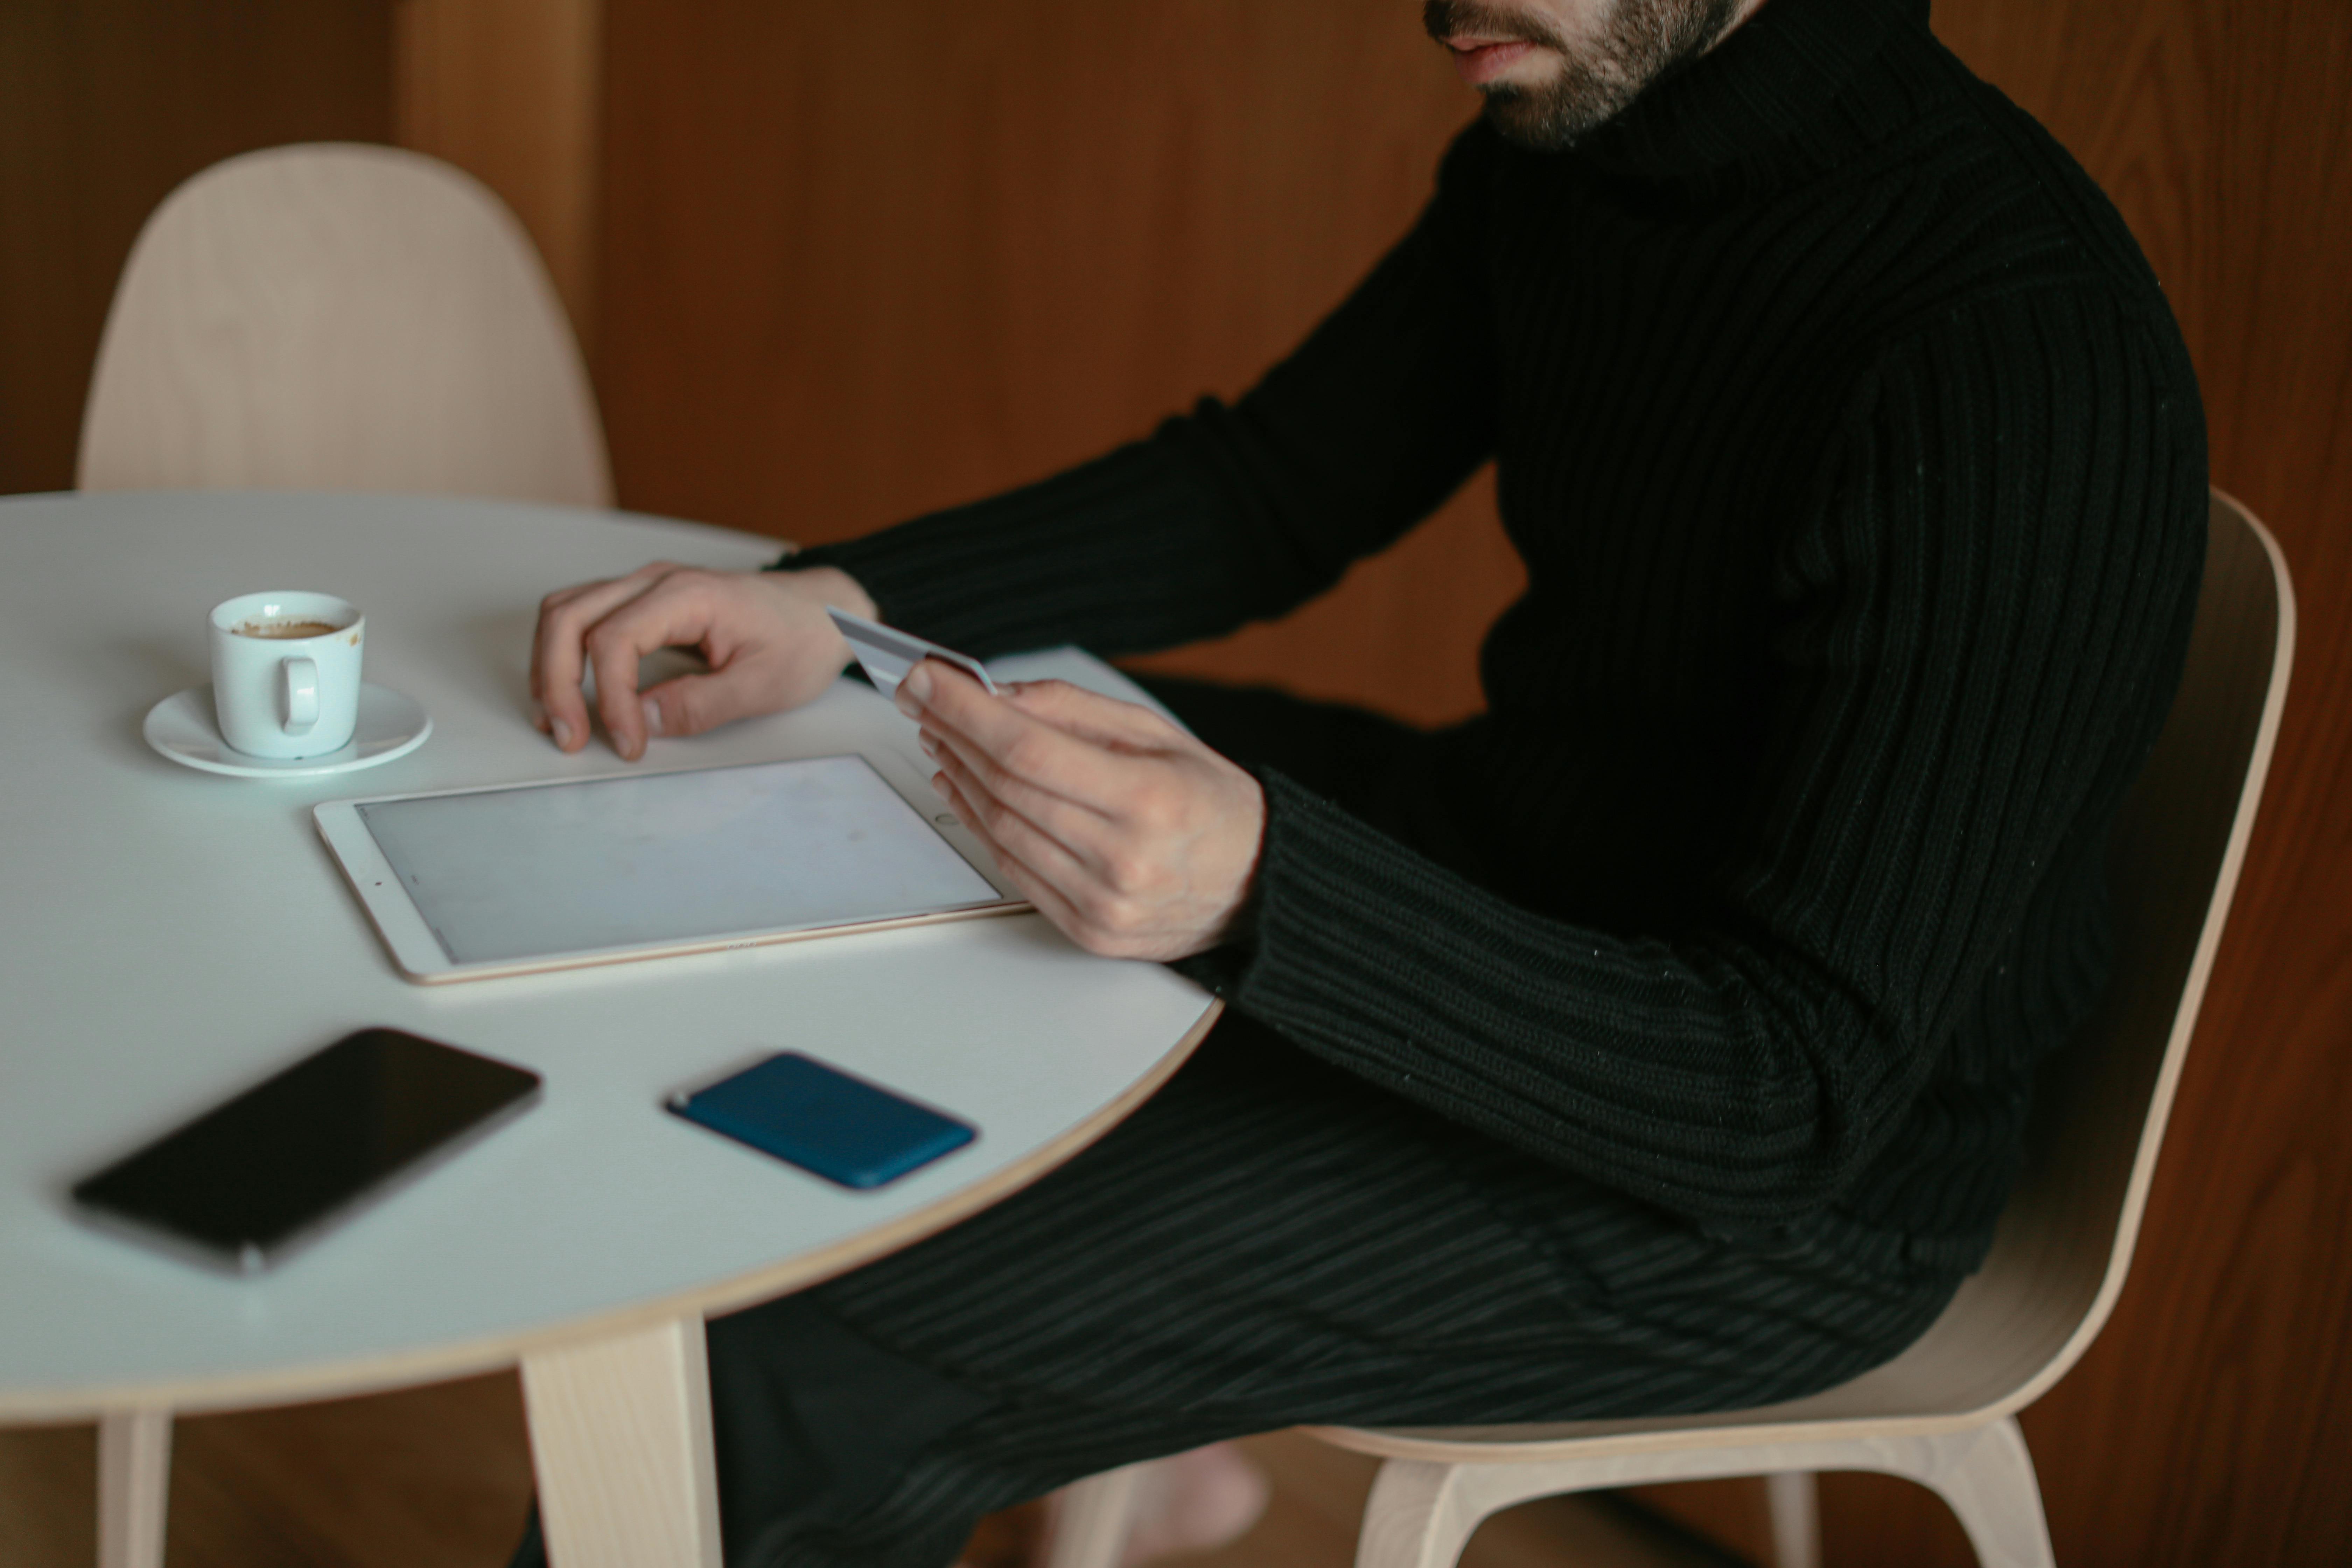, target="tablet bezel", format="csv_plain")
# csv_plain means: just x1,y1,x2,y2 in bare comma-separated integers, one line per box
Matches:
314,750,1028,984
